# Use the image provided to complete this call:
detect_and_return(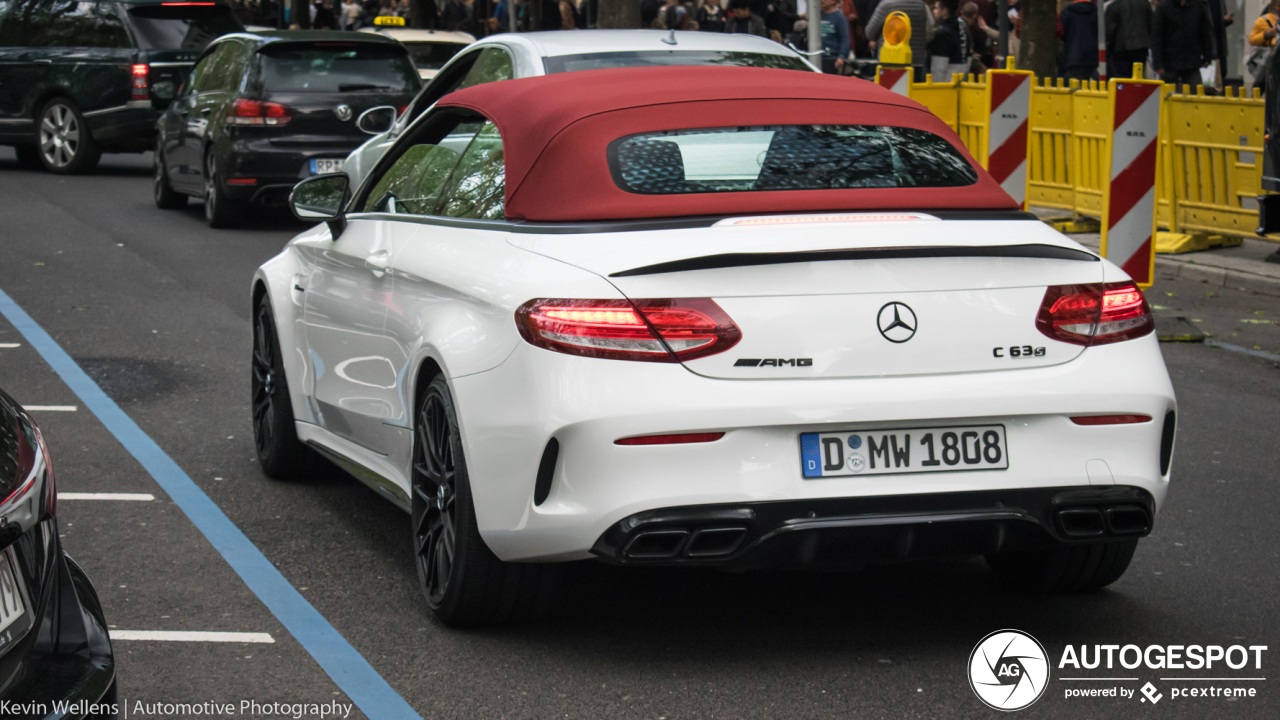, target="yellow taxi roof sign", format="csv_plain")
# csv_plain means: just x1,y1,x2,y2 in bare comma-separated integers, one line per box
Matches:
374,15,405,26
